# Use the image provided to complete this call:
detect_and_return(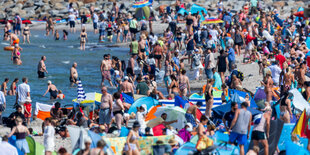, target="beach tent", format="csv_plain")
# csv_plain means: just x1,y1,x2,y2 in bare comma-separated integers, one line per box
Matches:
289,89,310,112
26,136,57,155
285,141,309,155
294,7,304,22
0,141,18,155
128,97,159,114
135,6,151,20
67,126,89,152
177,8,189,16
122,93,134,104
248,119,284,155
229,89,258,108
212,101,262,120
154,106,187,130
190,4,207,21
145,105,162,121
